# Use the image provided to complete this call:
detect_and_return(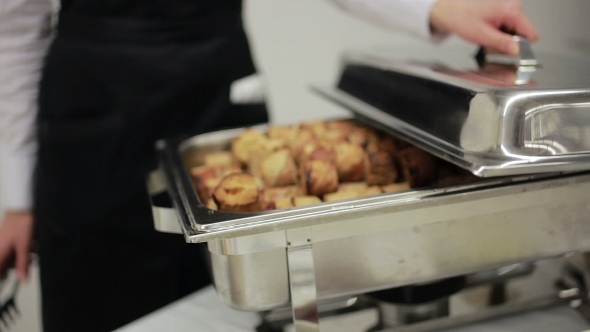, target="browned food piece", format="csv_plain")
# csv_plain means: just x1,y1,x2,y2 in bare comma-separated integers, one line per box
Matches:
231,129,268,165
267,125,297,141
323,190,362,202
260,149,298,187
322,129,349,143
293,196,322,207
335,142,366,182
288,129,316,159
203,151,238,167
397,147,436,188
191,165,241,203
364,152,398,186
338,182,368,193
205,198,218,210
212,173,261,213
327,119,356,132
275,197,294,209
190,164,241,181
260,186,300,203
367,136,410,155
364,186,383,196
247,139,288,178
299,141,336,165
196,177,222,203
300,120,327,137
381,182,411,193
300,160,339,196
348,127,379,147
